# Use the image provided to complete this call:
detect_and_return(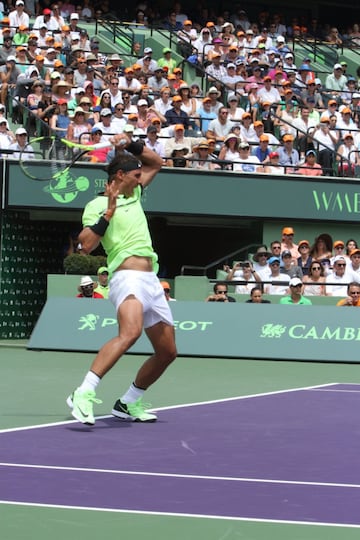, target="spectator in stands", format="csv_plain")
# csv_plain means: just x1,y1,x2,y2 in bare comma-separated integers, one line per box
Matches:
311,116,337,176
310,233,333,262
233,141,262,173
165,95,191,129
337,282,360,306
157,47,177,74
279,277,312,305
302,260,326,296
297,149,323,176
205,50,227,82
177,19,197,58
264,256,290,295
325,63,348,98
336,133,357,176
206,283,236,302
77,276,104,298
162,11,182,32
278,134,300,172
326,255,359,296
92,107,115,142
9,1,30,36
218,133,240,167
8,127,34,159
33,8,60,31
346,239,359,257
226,260,261,294
245,286,271,303
160,281,176,301
188,139,218,170
0,55,20,106
251,246,271,279
137,47,158,73
281,250,303,279
347,249,360,278
296,239,312,276
111,102,126,132
118,67,142,94
252,134,271,163
49,98,71,138
206,106,233,142
167,144,189,168
154,86,173,116
107,77,122,108
197,96,217,135
262,151,285,174
147,67,168,95
144,124,165,158
280,226,299,259
193,27,213,64
93,267,109,299
66,106,91,143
